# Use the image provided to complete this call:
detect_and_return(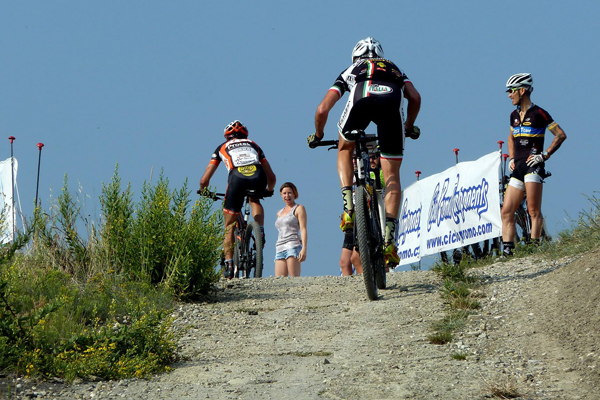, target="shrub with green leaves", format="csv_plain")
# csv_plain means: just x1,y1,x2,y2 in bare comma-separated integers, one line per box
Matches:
0,258,175,380
33,166,223,299
0,165,226,380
